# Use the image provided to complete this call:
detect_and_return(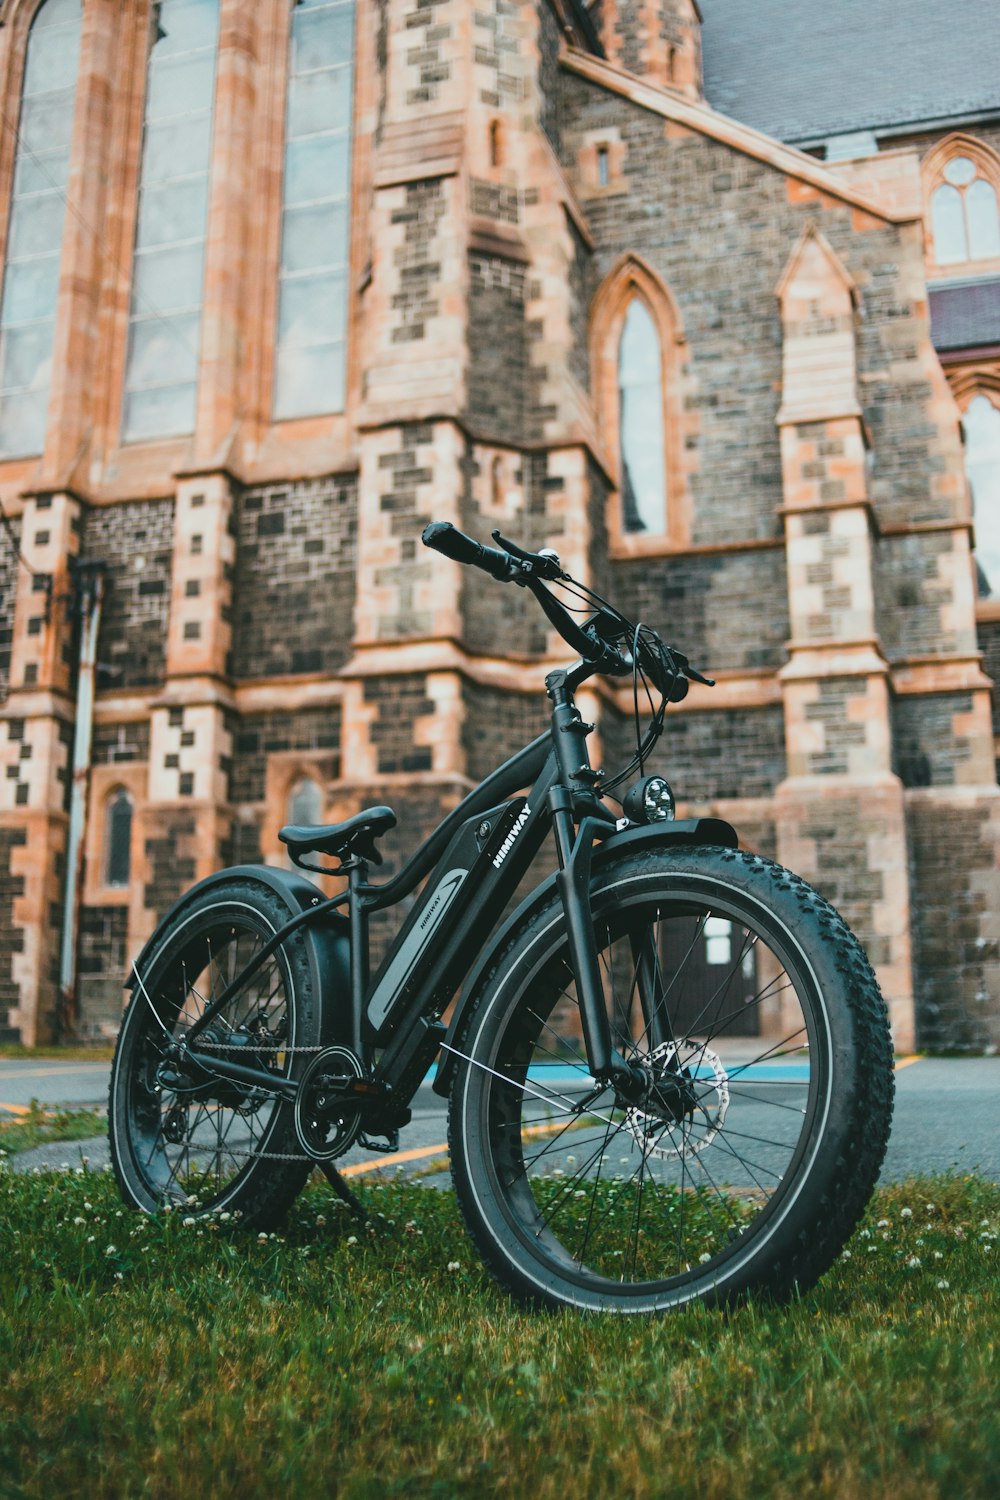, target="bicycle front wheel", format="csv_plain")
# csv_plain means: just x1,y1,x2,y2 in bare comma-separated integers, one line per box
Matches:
449,846,894,1314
